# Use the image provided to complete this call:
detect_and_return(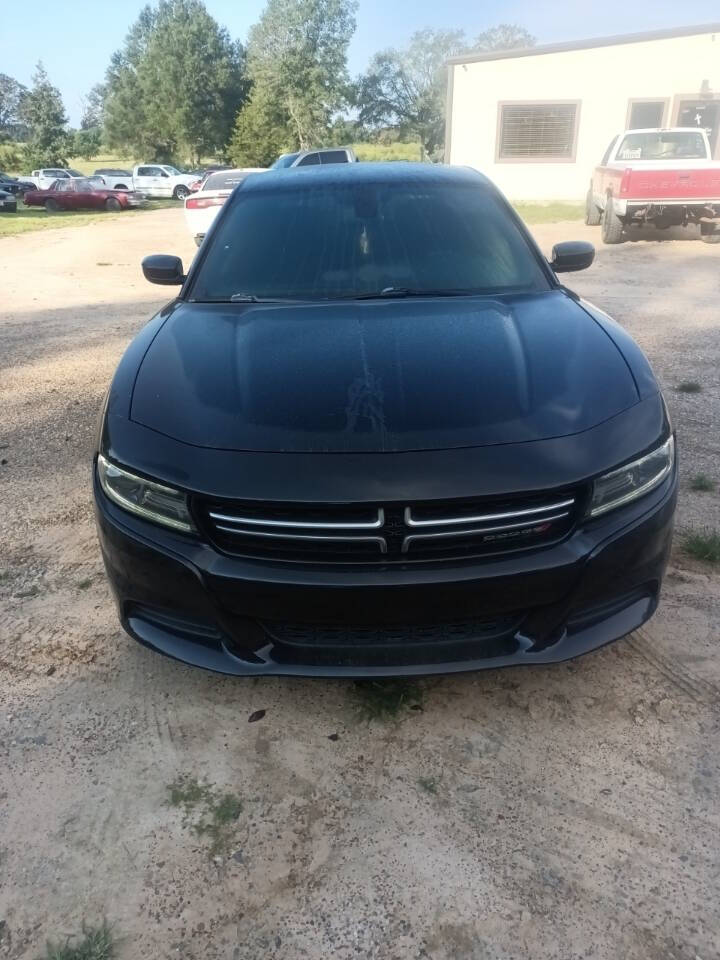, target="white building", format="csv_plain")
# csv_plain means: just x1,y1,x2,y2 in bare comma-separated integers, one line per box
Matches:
445,23,720,202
